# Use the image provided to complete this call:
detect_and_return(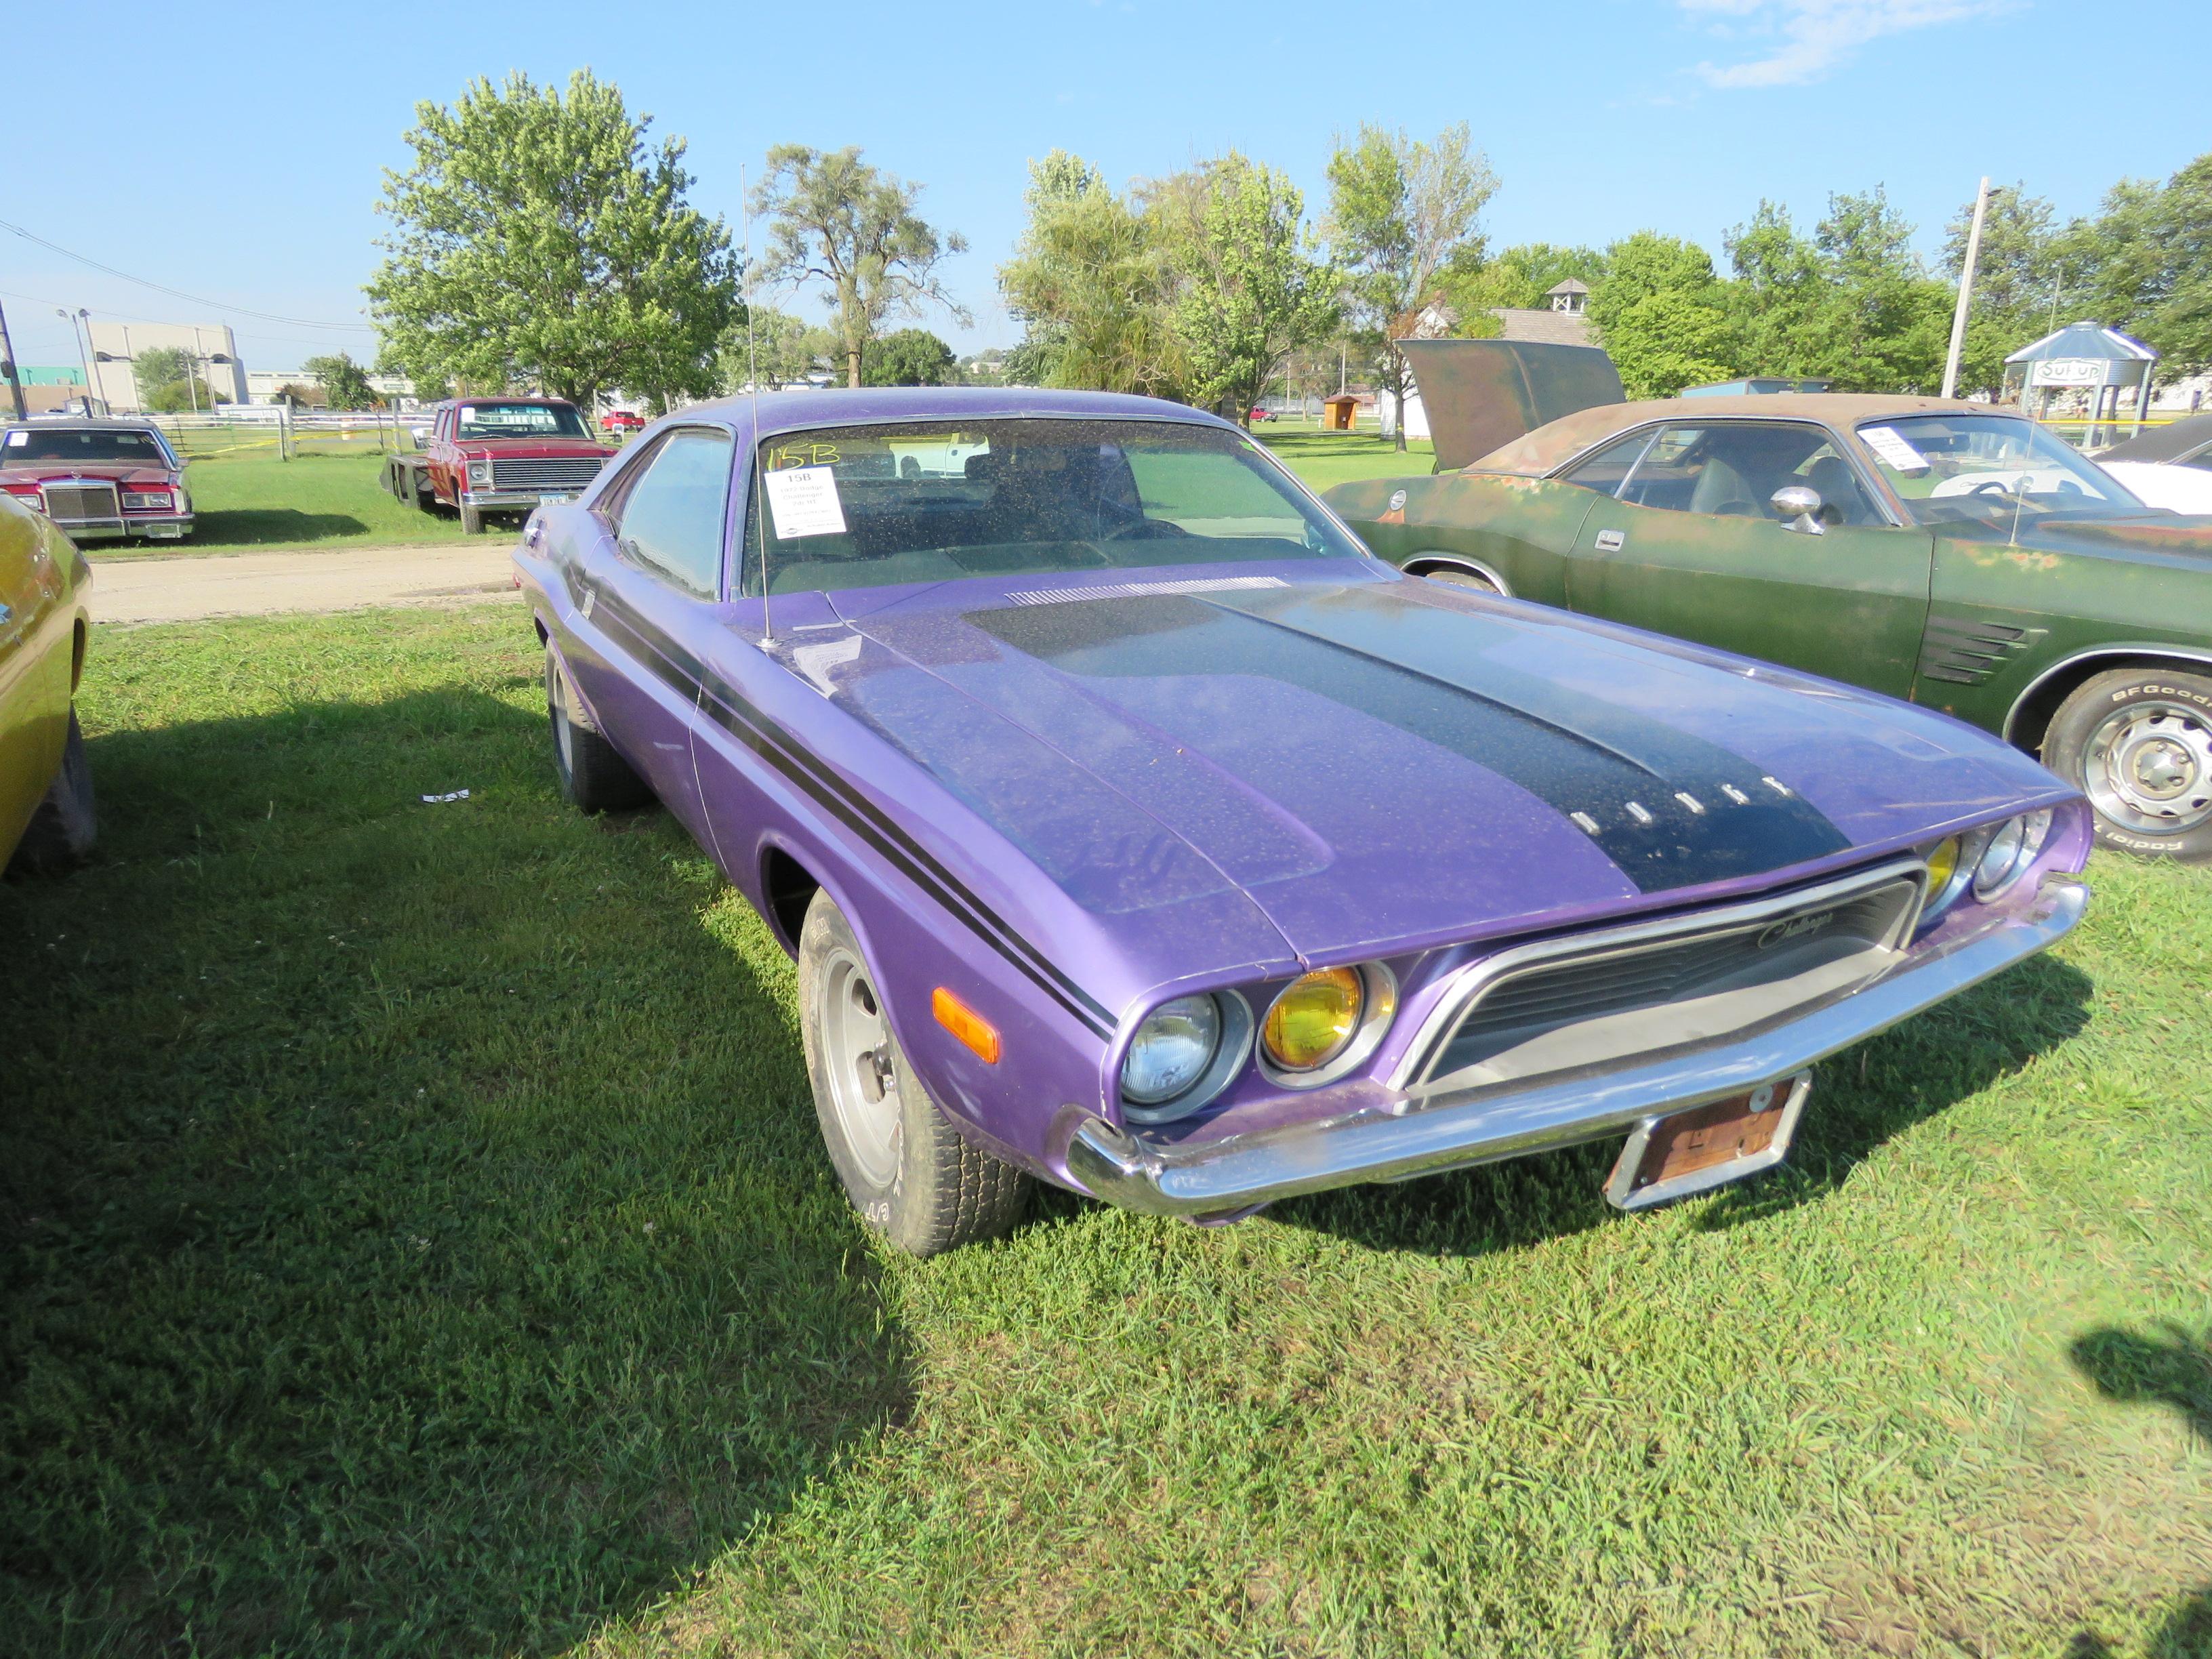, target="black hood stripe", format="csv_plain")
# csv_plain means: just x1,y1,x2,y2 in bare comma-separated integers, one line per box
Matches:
554,561,1115,1038
970,588,1851,895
